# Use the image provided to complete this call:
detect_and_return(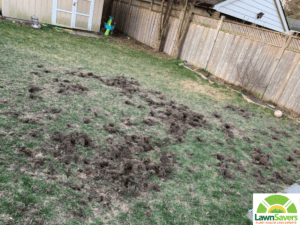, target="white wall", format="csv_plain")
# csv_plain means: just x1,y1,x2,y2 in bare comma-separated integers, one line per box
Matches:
214,0,289,33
